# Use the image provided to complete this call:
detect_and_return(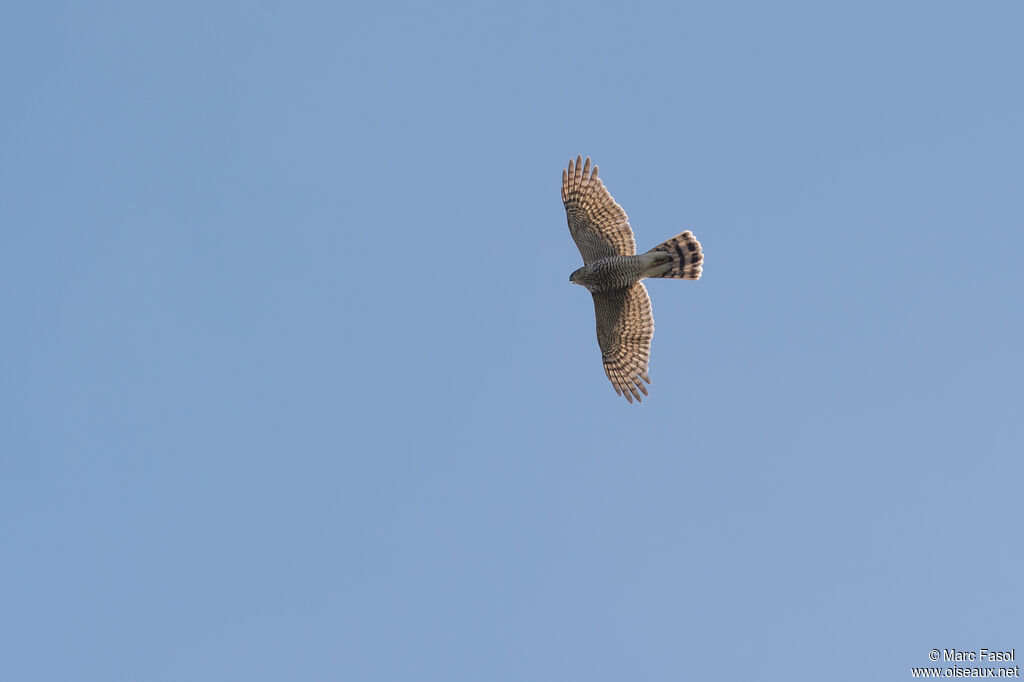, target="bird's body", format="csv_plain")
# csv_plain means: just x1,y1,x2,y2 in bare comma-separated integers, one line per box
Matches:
562,155,703,403
570,253,671,292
